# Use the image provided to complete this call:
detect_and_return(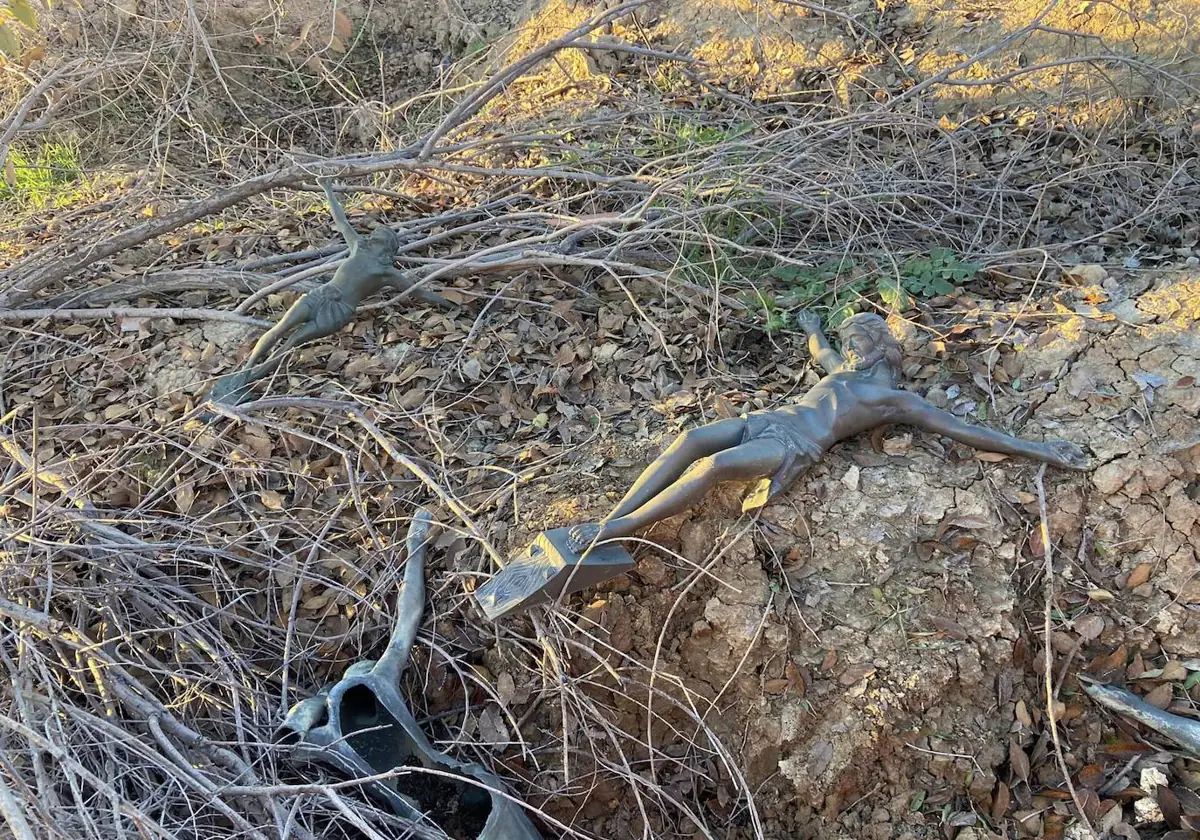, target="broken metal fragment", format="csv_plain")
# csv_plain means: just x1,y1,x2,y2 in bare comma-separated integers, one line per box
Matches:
277,508,542,839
